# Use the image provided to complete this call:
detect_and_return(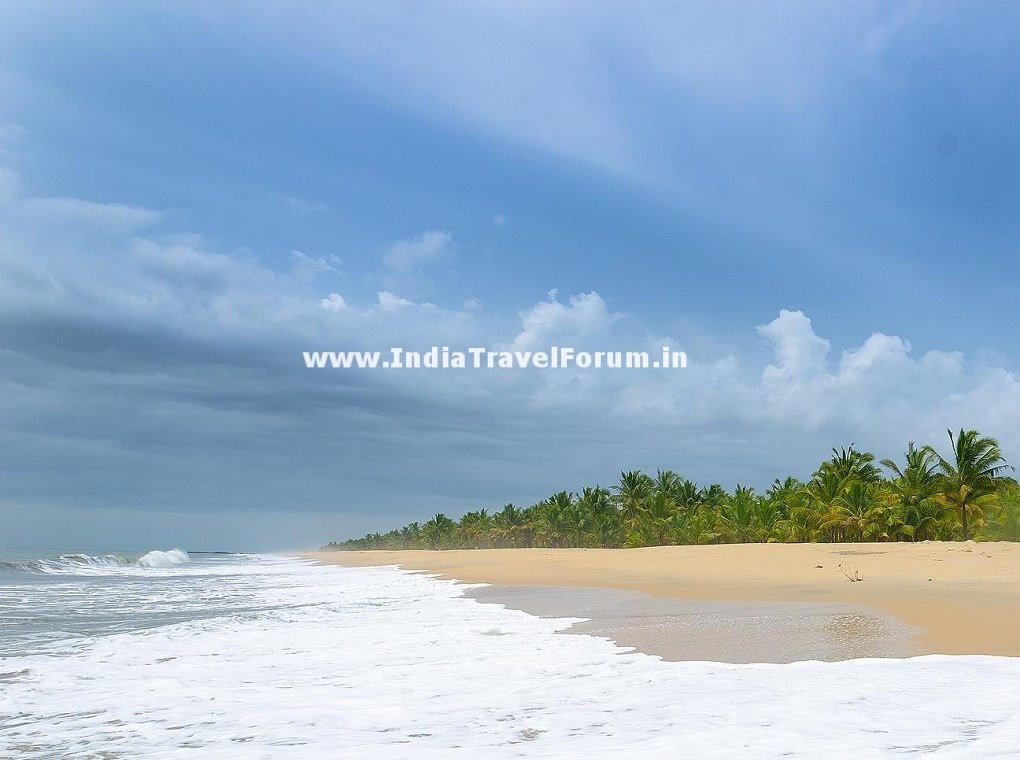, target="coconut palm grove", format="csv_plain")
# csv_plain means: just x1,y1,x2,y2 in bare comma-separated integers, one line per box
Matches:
328,429,1020,550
